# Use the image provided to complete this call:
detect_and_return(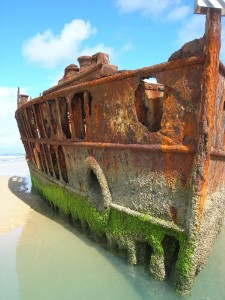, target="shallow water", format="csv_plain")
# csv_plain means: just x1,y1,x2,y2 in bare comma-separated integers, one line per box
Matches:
0,156,225,300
